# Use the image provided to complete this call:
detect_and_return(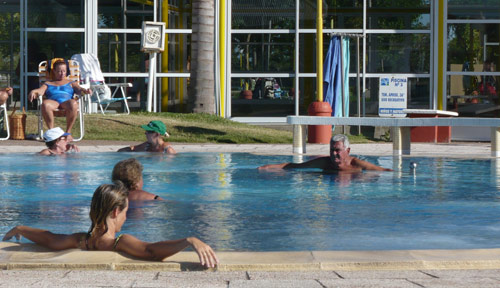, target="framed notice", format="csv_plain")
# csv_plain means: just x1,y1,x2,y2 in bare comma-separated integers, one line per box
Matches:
140,21,166,52
378,75,407,117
